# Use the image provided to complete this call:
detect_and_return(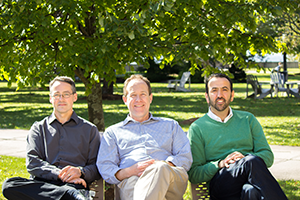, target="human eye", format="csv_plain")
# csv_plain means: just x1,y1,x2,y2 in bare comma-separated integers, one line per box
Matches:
222,87,229,92
63,93,71,98
211,88,217,93
53,93,60,98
